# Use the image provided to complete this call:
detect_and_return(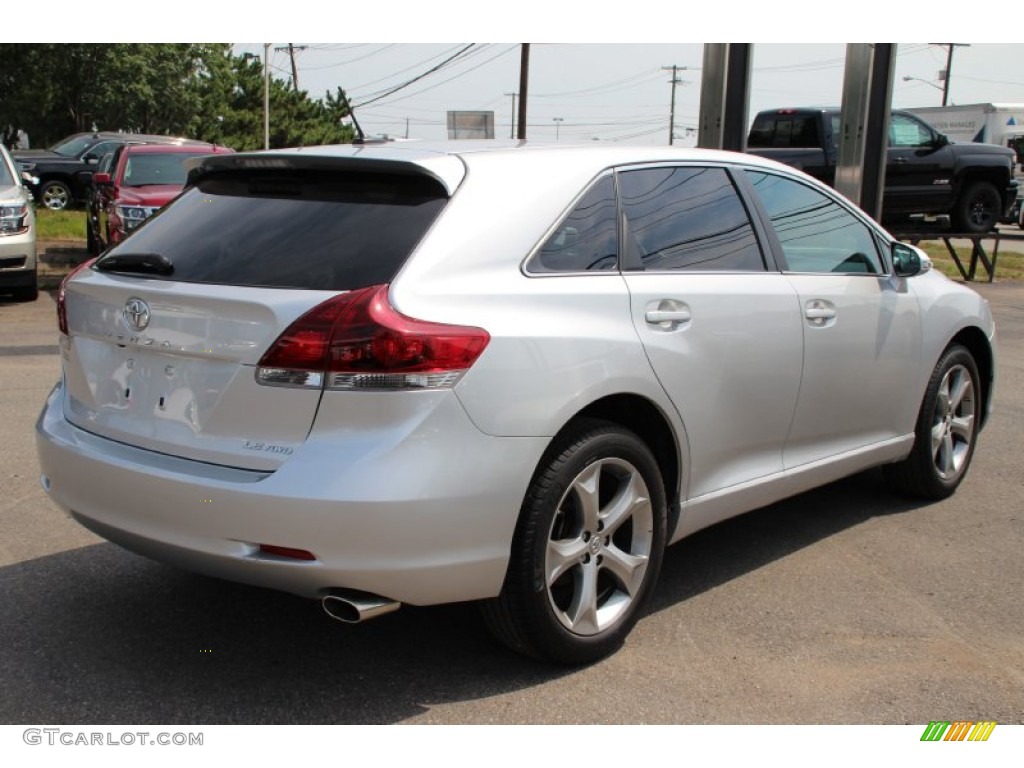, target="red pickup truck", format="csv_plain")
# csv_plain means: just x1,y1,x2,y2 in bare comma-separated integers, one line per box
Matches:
87,143,233,255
